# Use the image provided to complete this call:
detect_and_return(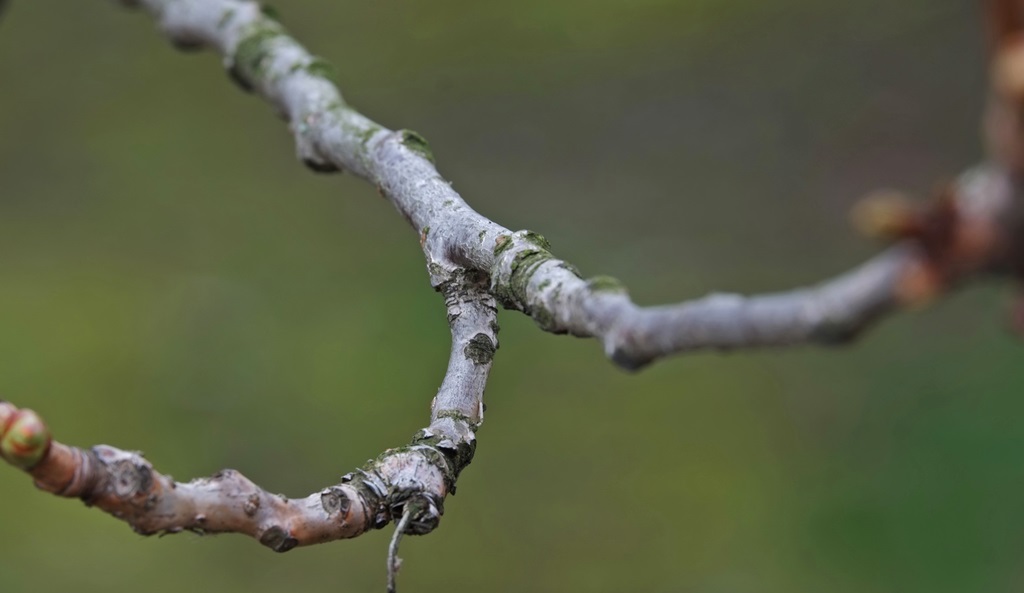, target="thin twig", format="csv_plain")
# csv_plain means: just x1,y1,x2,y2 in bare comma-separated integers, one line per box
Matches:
387,508,413,593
